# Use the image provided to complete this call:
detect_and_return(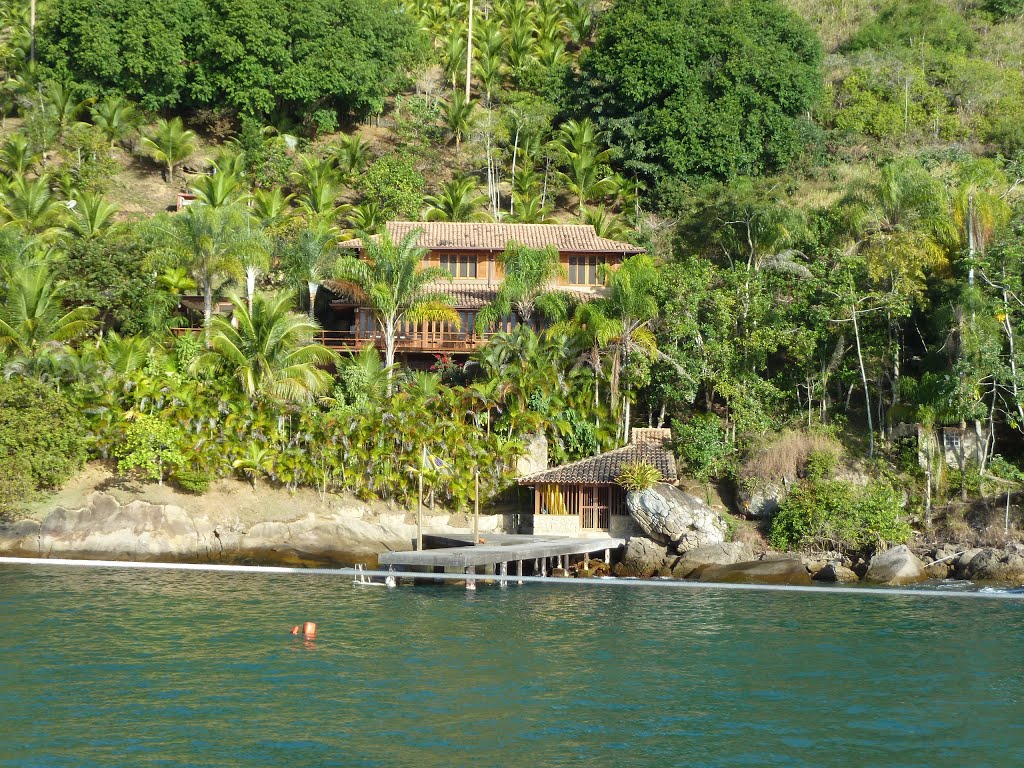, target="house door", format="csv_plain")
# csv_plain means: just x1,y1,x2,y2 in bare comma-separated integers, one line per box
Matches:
580,485,610,531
